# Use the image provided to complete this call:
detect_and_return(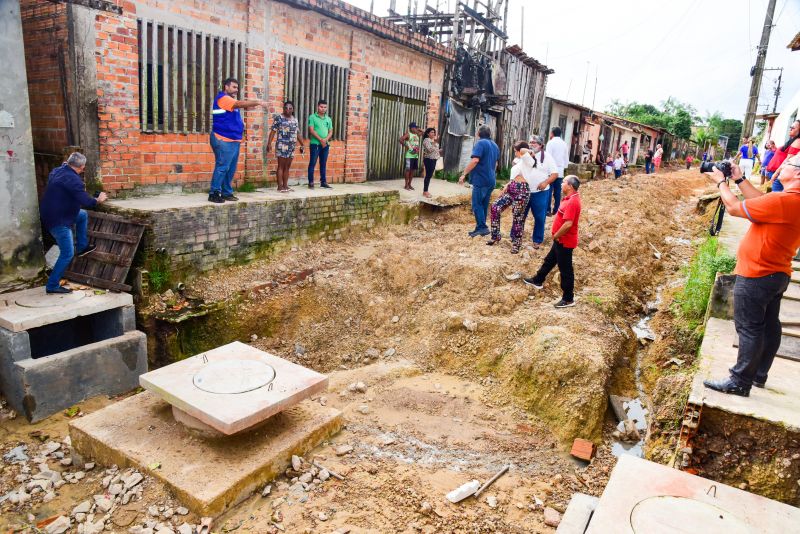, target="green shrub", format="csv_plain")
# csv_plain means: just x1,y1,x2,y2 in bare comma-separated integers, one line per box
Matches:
237,182,258,193
674,236,736,328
